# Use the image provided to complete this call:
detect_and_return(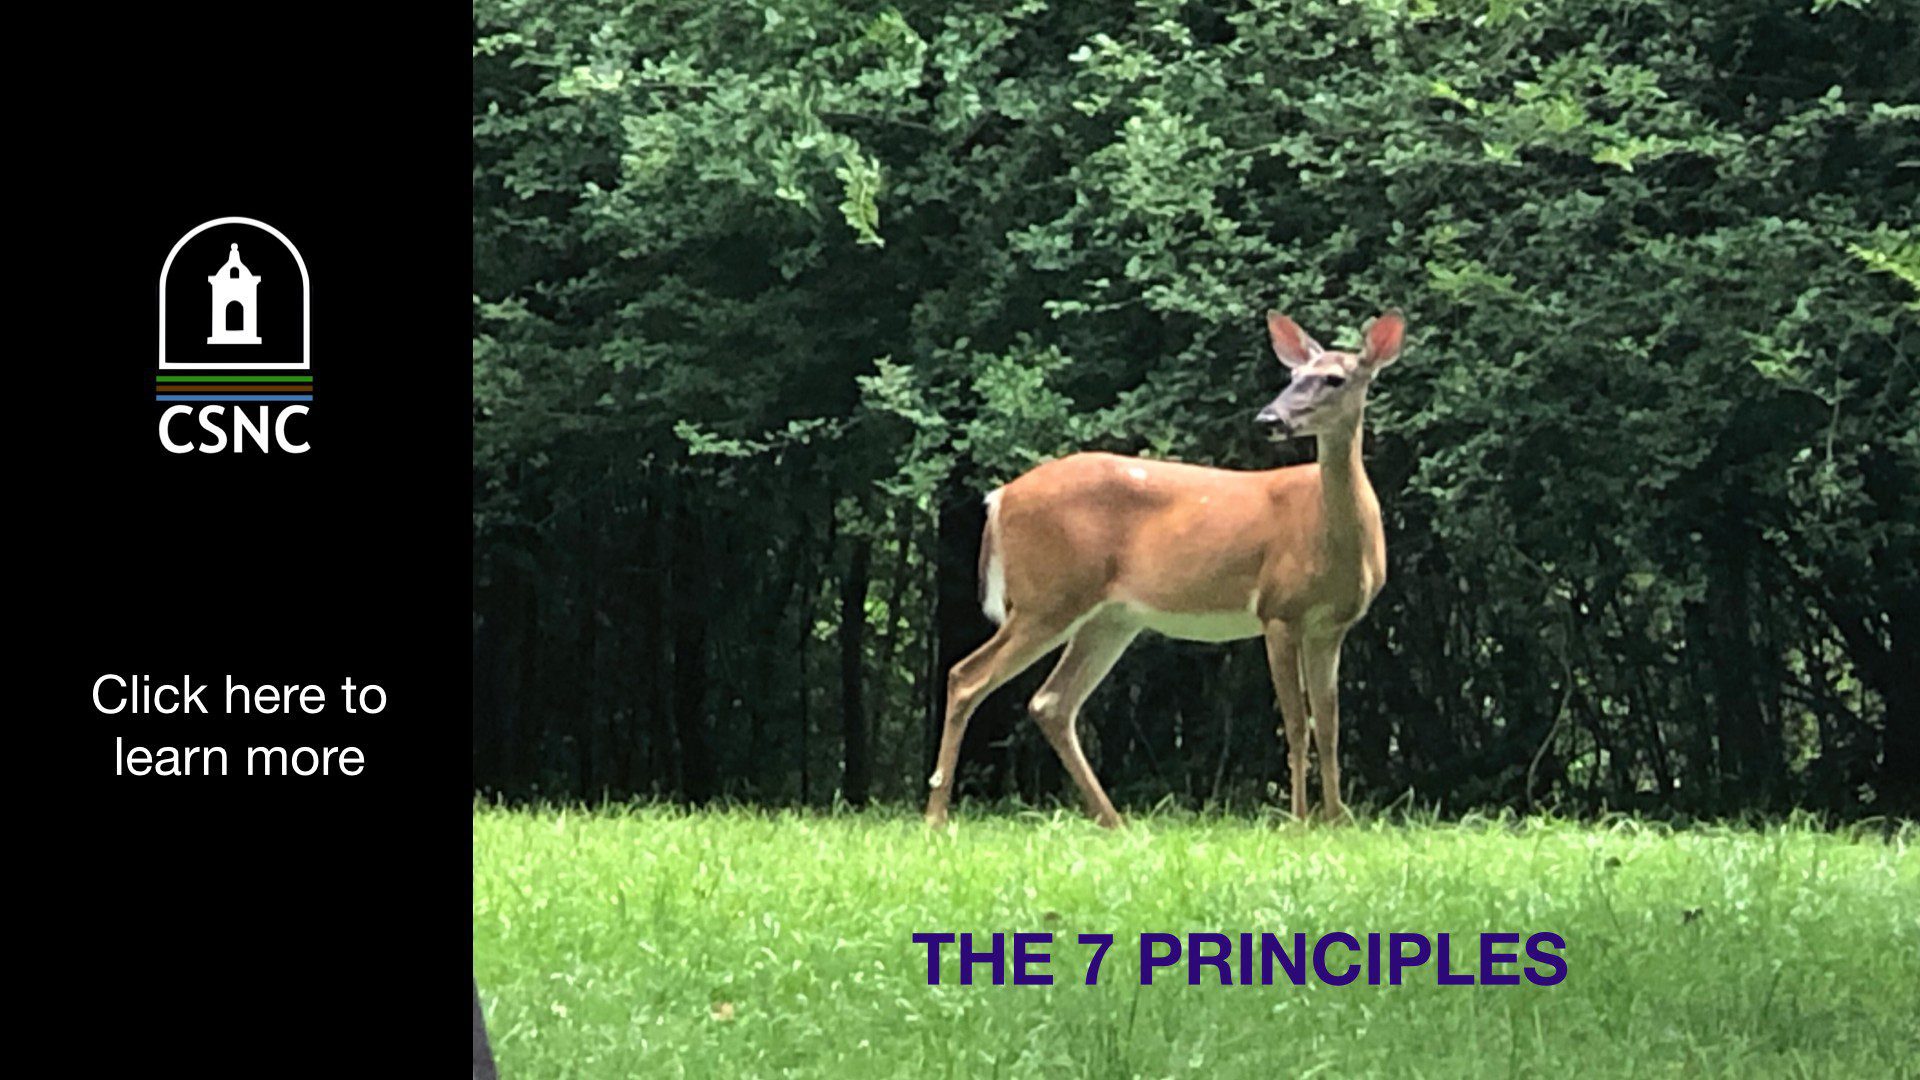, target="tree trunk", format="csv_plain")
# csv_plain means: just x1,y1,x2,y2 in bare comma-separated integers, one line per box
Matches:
871,517,919,798
470,577,503,794
840,535,873,807
574,505,599,798
1707,532,1778,808
513,565,540,794
751,533,805,796
1878,599,1919,817
794,515,819,804
669,474,717,804
637,486,672,793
